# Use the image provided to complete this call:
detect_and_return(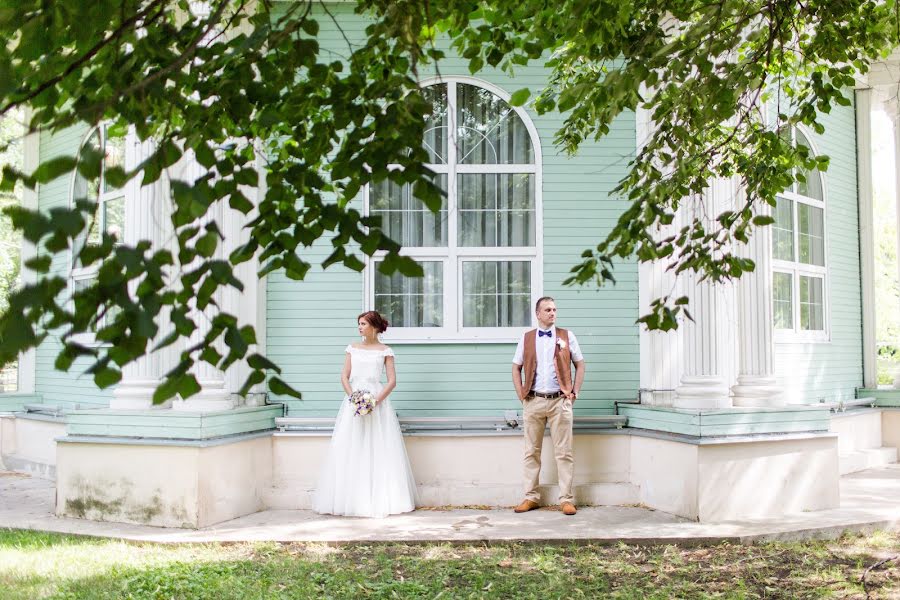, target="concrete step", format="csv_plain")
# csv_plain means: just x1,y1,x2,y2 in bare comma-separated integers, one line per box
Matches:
0,454,56,480
829,409,884,455
839,447,898,475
